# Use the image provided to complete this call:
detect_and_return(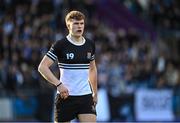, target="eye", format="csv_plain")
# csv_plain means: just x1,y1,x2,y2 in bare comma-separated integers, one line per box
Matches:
74,22,78,25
